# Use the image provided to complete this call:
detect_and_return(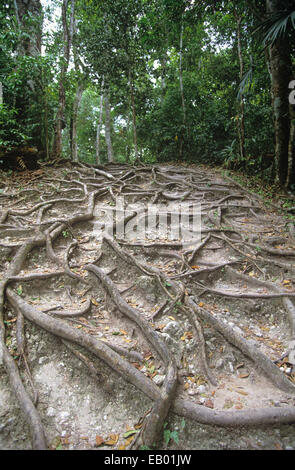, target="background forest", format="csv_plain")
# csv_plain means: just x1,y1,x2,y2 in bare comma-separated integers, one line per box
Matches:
0,0,295,188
